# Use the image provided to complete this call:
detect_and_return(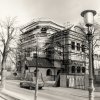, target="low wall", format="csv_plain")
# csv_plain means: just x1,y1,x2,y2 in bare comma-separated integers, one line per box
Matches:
60,74,88,89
